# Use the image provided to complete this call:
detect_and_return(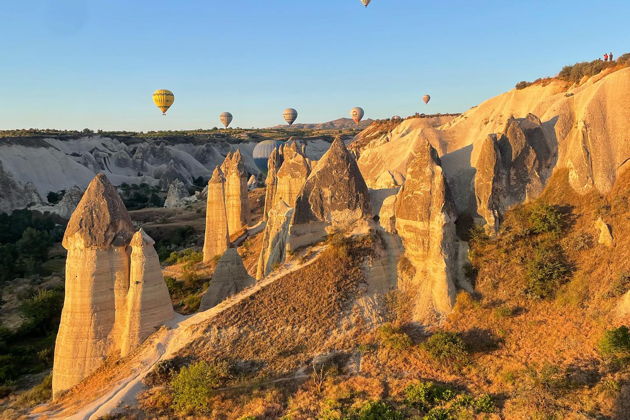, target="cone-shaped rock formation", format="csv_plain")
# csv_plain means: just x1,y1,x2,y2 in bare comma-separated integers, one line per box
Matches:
221,150,249,237
203,167,230,262
199,248,254,311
